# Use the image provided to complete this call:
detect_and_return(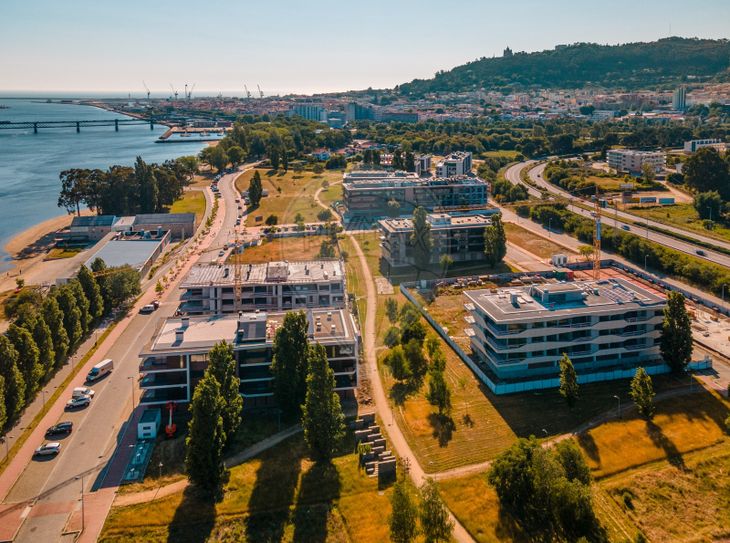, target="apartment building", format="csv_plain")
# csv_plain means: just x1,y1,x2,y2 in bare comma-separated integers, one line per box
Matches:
379,212,495,269
606,149,666,174
415,155,432,177
138,308,359,407
435,151,473,177
289,102,327,123
343,170,487,215
683,138,727,153
179,260,346,315
464,278,666,384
